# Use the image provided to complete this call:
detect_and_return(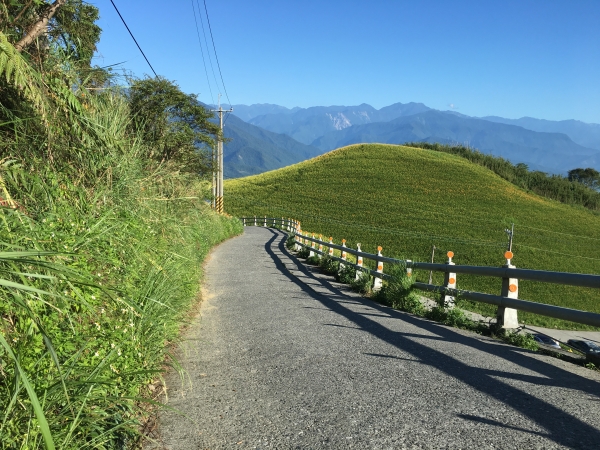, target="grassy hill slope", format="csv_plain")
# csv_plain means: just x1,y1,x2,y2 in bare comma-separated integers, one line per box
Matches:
225,144,600,329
